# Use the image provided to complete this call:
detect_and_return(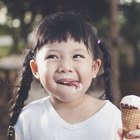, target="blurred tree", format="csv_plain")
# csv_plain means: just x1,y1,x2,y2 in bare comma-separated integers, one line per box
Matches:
0,0,40,53
109,0,121,105
0,0,111,53
120,1,140,79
